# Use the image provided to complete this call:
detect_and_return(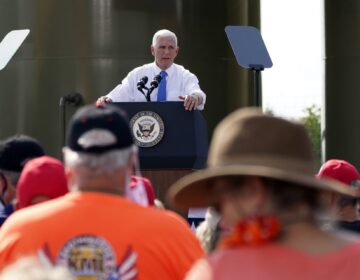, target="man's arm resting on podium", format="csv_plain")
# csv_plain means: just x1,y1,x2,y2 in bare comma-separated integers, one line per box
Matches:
179,93,204,111
96,96,113,106
183,90,206,111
